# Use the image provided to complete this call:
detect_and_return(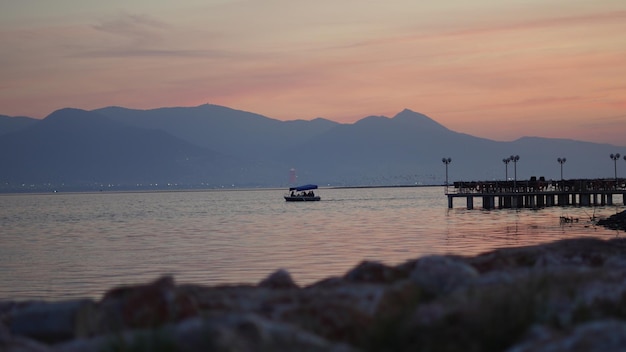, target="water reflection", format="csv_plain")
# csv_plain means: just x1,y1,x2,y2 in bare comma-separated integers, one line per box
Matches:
0,188,623,301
